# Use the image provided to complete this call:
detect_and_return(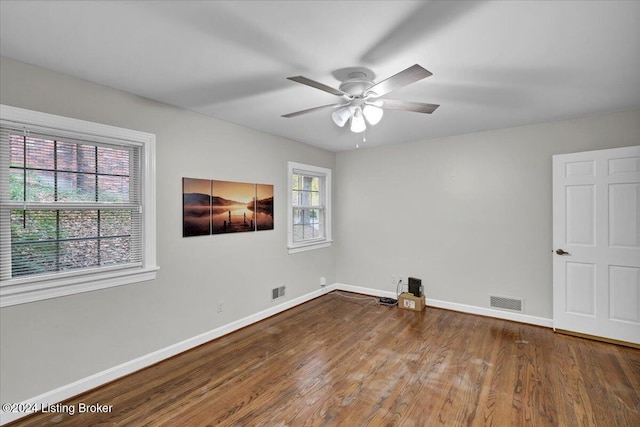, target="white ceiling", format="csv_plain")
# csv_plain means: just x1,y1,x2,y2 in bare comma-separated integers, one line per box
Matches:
1,0,639,152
